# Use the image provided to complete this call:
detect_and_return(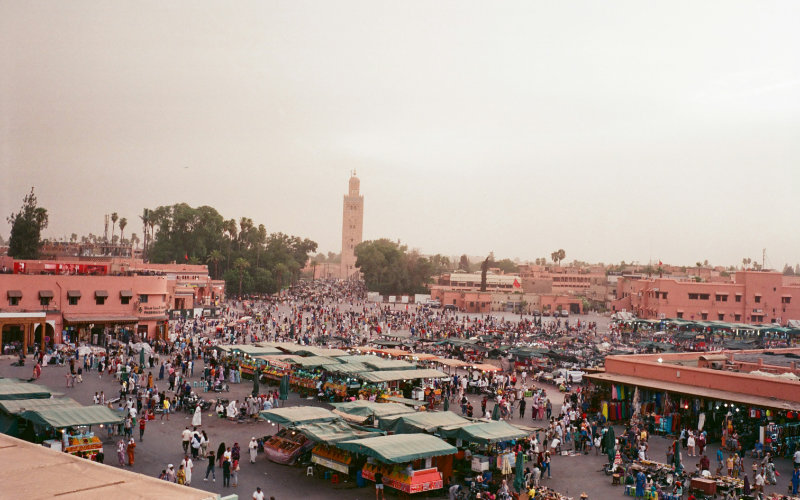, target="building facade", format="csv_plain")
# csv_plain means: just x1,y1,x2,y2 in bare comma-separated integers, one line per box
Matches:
340,172,364,279
611,271,800,325
0,256,225,351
